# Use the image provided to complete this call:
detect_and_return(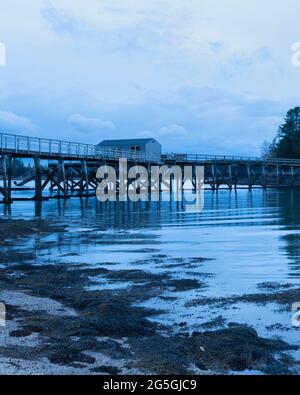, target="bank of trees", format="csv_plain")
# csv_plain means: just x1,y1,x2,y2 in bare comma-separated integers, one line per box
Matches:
265,107,300,159
0,158,32,178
